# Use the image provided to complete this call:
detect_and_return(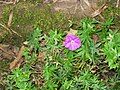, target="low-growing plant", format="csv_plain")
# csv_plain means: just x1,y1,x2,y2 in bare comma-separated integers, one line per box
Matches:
6,28,43,90
73,70,107,90
42,18,120,90
76,18,98,63
5,18,120,90
103,30,120,69
6,68,36,90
